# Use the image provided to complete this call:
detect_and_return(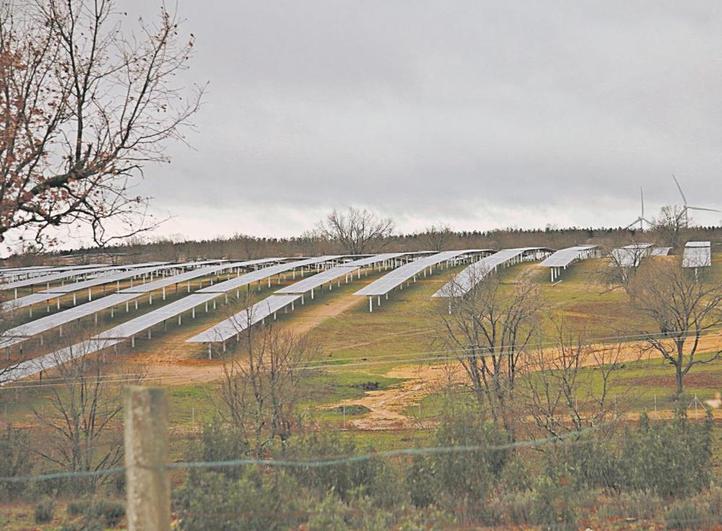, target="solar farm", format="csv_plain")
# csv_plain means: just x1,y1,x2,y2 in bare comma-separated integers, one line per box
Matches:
1,242,718,387
2,237,722,529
